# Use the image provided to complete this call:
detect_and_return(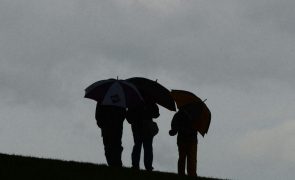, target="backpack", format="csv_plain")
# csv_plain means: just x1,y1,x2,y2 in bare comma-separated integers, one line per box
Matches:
142,120,159,137
150,121,159,136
